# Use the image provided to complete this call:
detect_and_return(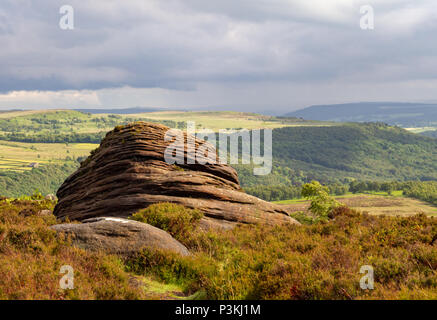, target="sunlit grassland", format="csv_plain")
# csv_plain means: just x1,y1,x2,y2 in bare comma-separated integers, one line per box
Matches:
114,111,333,130
276,193,437,217
405,126,437,133
0,110,334,138
0,140,96,172
0,110,114,135
0,109,63,119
